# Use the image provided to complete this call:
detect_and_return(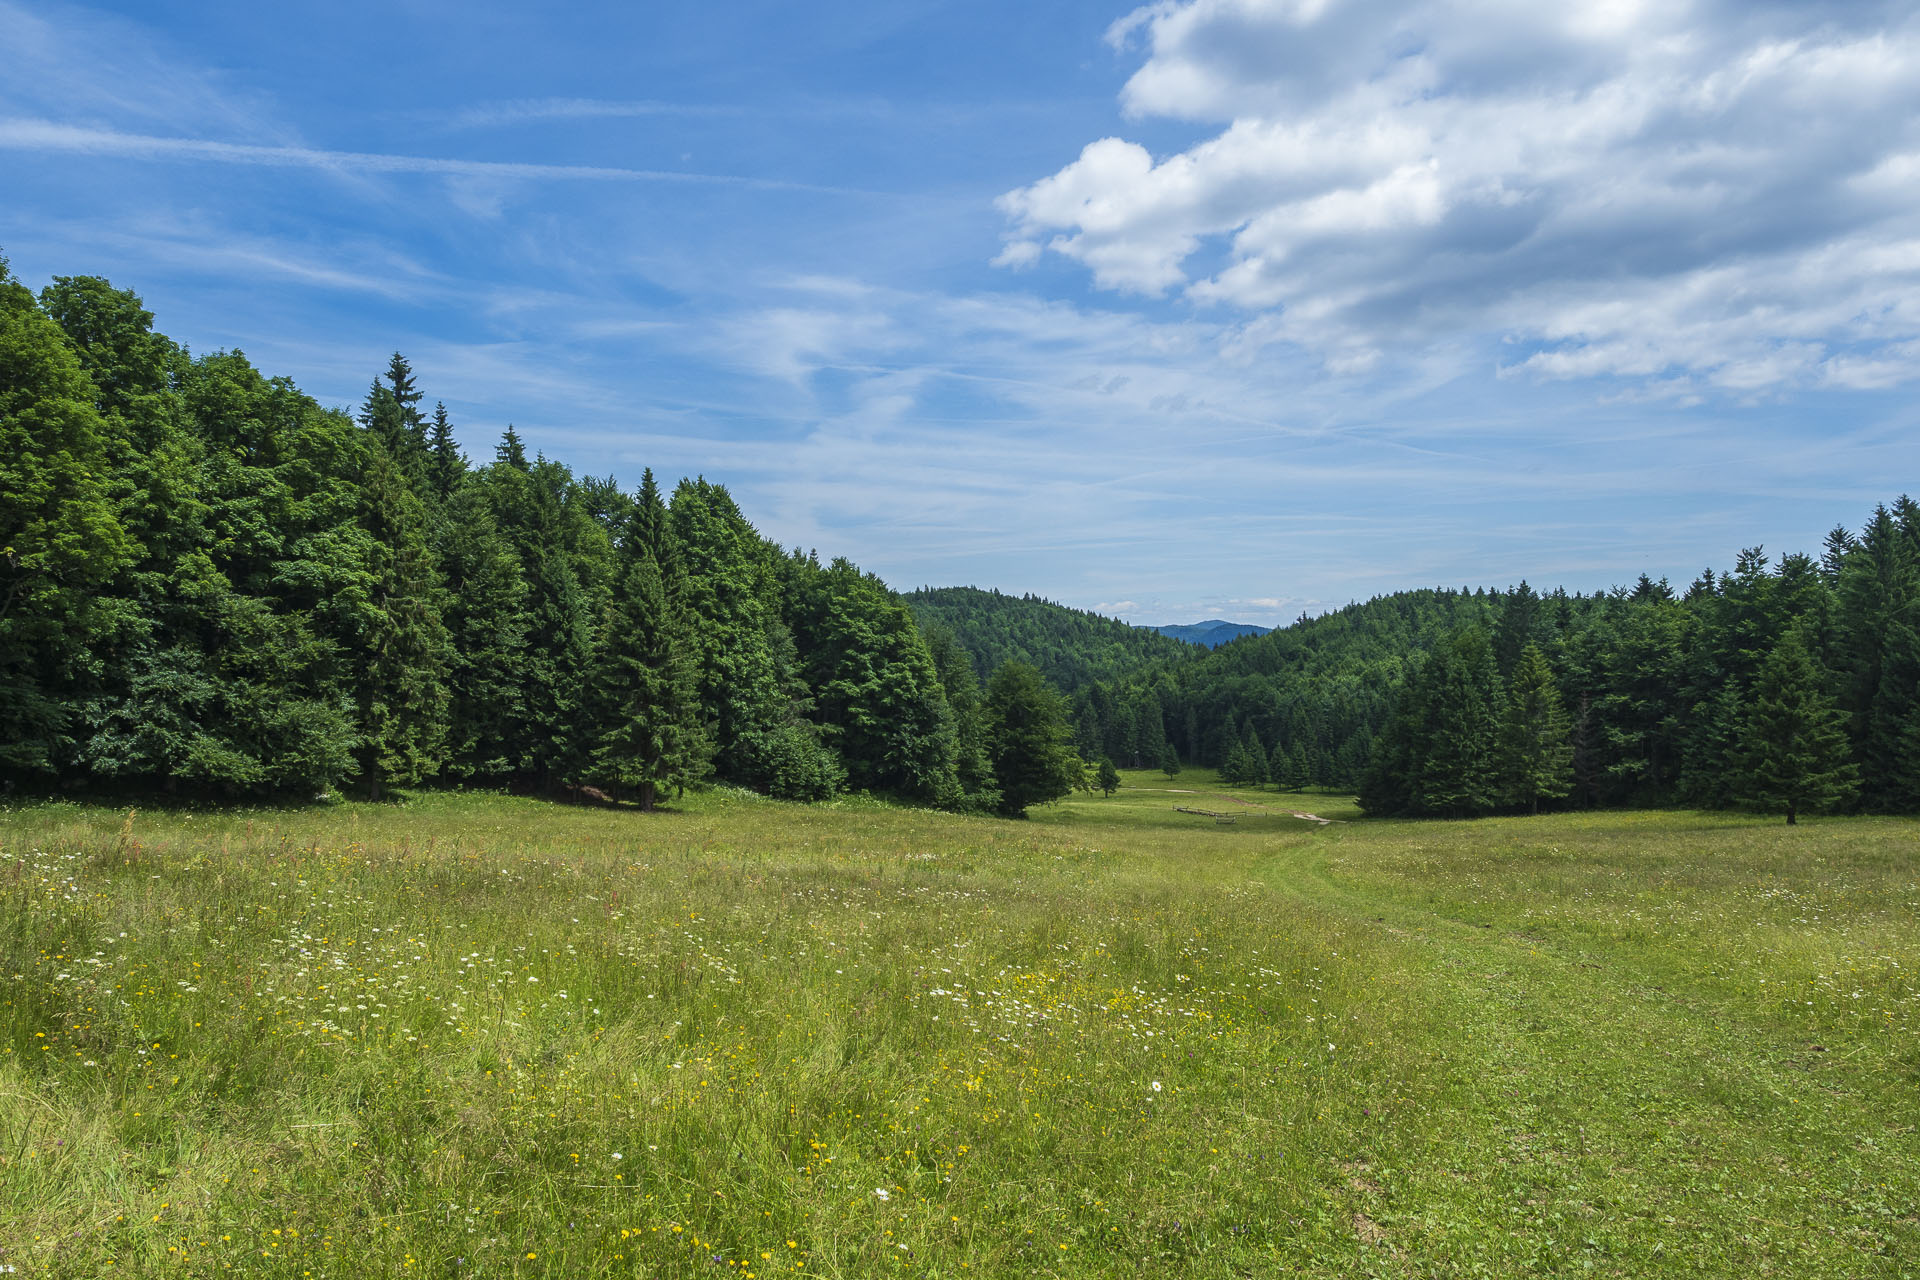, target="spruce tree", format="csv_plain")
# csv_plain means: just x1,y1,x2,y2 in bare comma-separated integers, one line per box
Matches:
497,425,528,470
1241,722,1269,786
1289,740,1311,791
585,528,706,811
1219,737,1247,784
383,351,428,479
1096,757,1120,796
1269,739,1292,790
923,623,1001,811
1493,580,1540,674
488,449,595,789
1835,506,1920,808
1739,629,1857,824
669,479,790,789
1160,743,1180,777
353,441,451,798
1415,626,1503,816
426,401,465,499
1500,643,1573,813
436,478,529,781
